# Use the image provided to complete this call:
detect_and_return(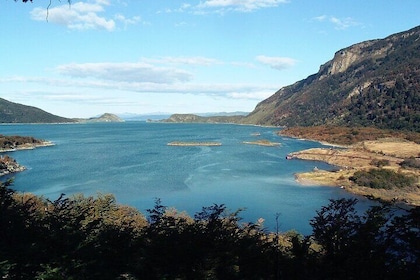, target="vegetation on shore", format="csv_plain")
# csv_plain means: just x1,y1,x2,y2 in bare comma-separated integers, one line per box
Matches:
282,126,420,205
0,135,53,177
1,180,418,279
279,125,420,145
0,135,52,152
